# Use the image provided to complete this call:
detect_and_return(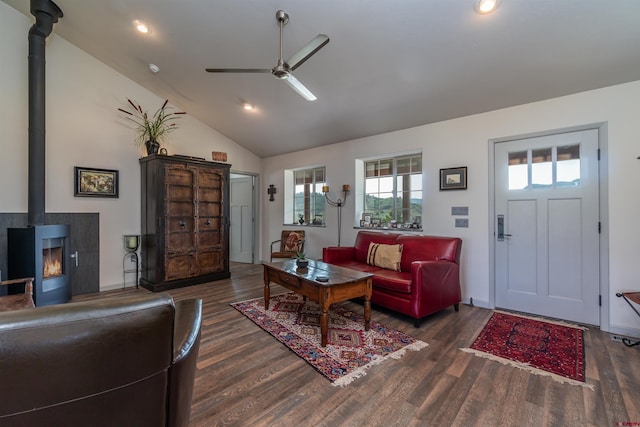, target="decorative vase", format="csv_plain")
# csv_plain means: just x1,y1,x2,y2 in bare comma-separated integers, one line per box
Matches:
145,140,160,155
296,259,309,268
